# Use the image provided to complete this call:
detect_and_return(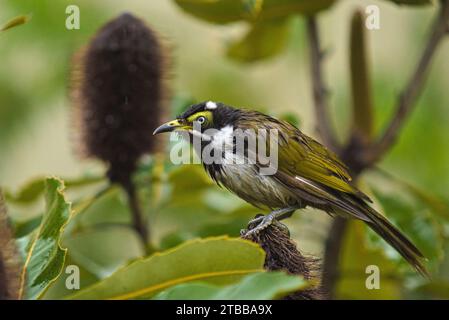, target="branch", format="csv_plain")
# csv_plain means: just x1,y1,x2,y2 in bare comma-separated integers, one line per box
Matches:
242,217,323,300
120,178,151,254
320,217,347,299
306,16,339,152
322,2,449,298
366,0,449,164
349,10,374,144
